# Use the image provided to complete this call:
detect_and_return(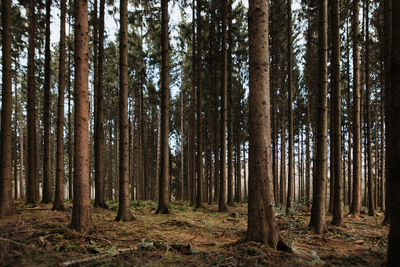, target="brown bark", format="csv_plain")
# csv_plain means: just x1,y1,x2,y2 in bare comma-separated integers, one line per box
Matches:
218,0,228,212
116,0,134,221
0,0,18,217
42,0,52,203
227,0,234,207
67,9,73,199
156,0,171,214
286,0,294,213
70,0,93,232
94,0,106,208
309,0,328,234
331,0,343,226
388,2,400,264
247,0,280,247
26,0,37,204
53,0,67,211
280,117,286,205
350,0,362,217
195,0,204,209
